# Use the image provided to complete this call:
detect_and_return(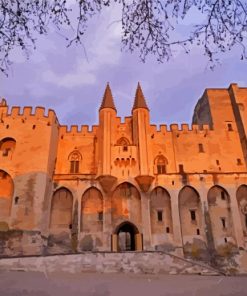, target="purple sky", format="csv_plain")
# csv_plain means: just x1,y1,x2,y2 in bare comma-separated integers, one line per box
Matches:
1,4,247,128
